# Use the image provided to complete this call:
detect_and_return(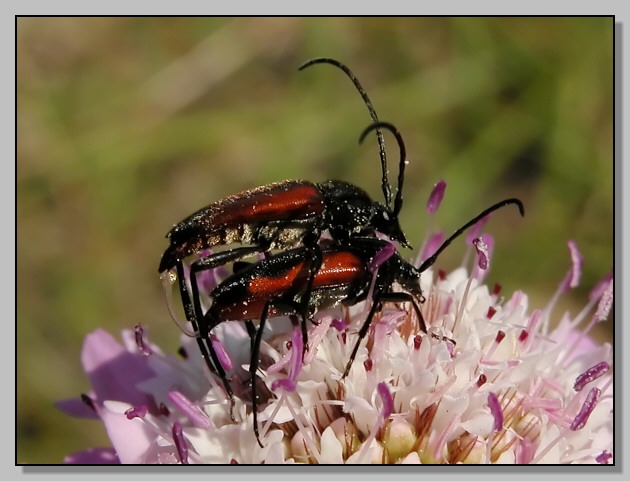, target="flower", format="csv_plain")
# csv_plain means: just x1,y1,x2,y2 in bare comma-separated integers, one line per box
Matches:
58,178,612,465
57,237,613,464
